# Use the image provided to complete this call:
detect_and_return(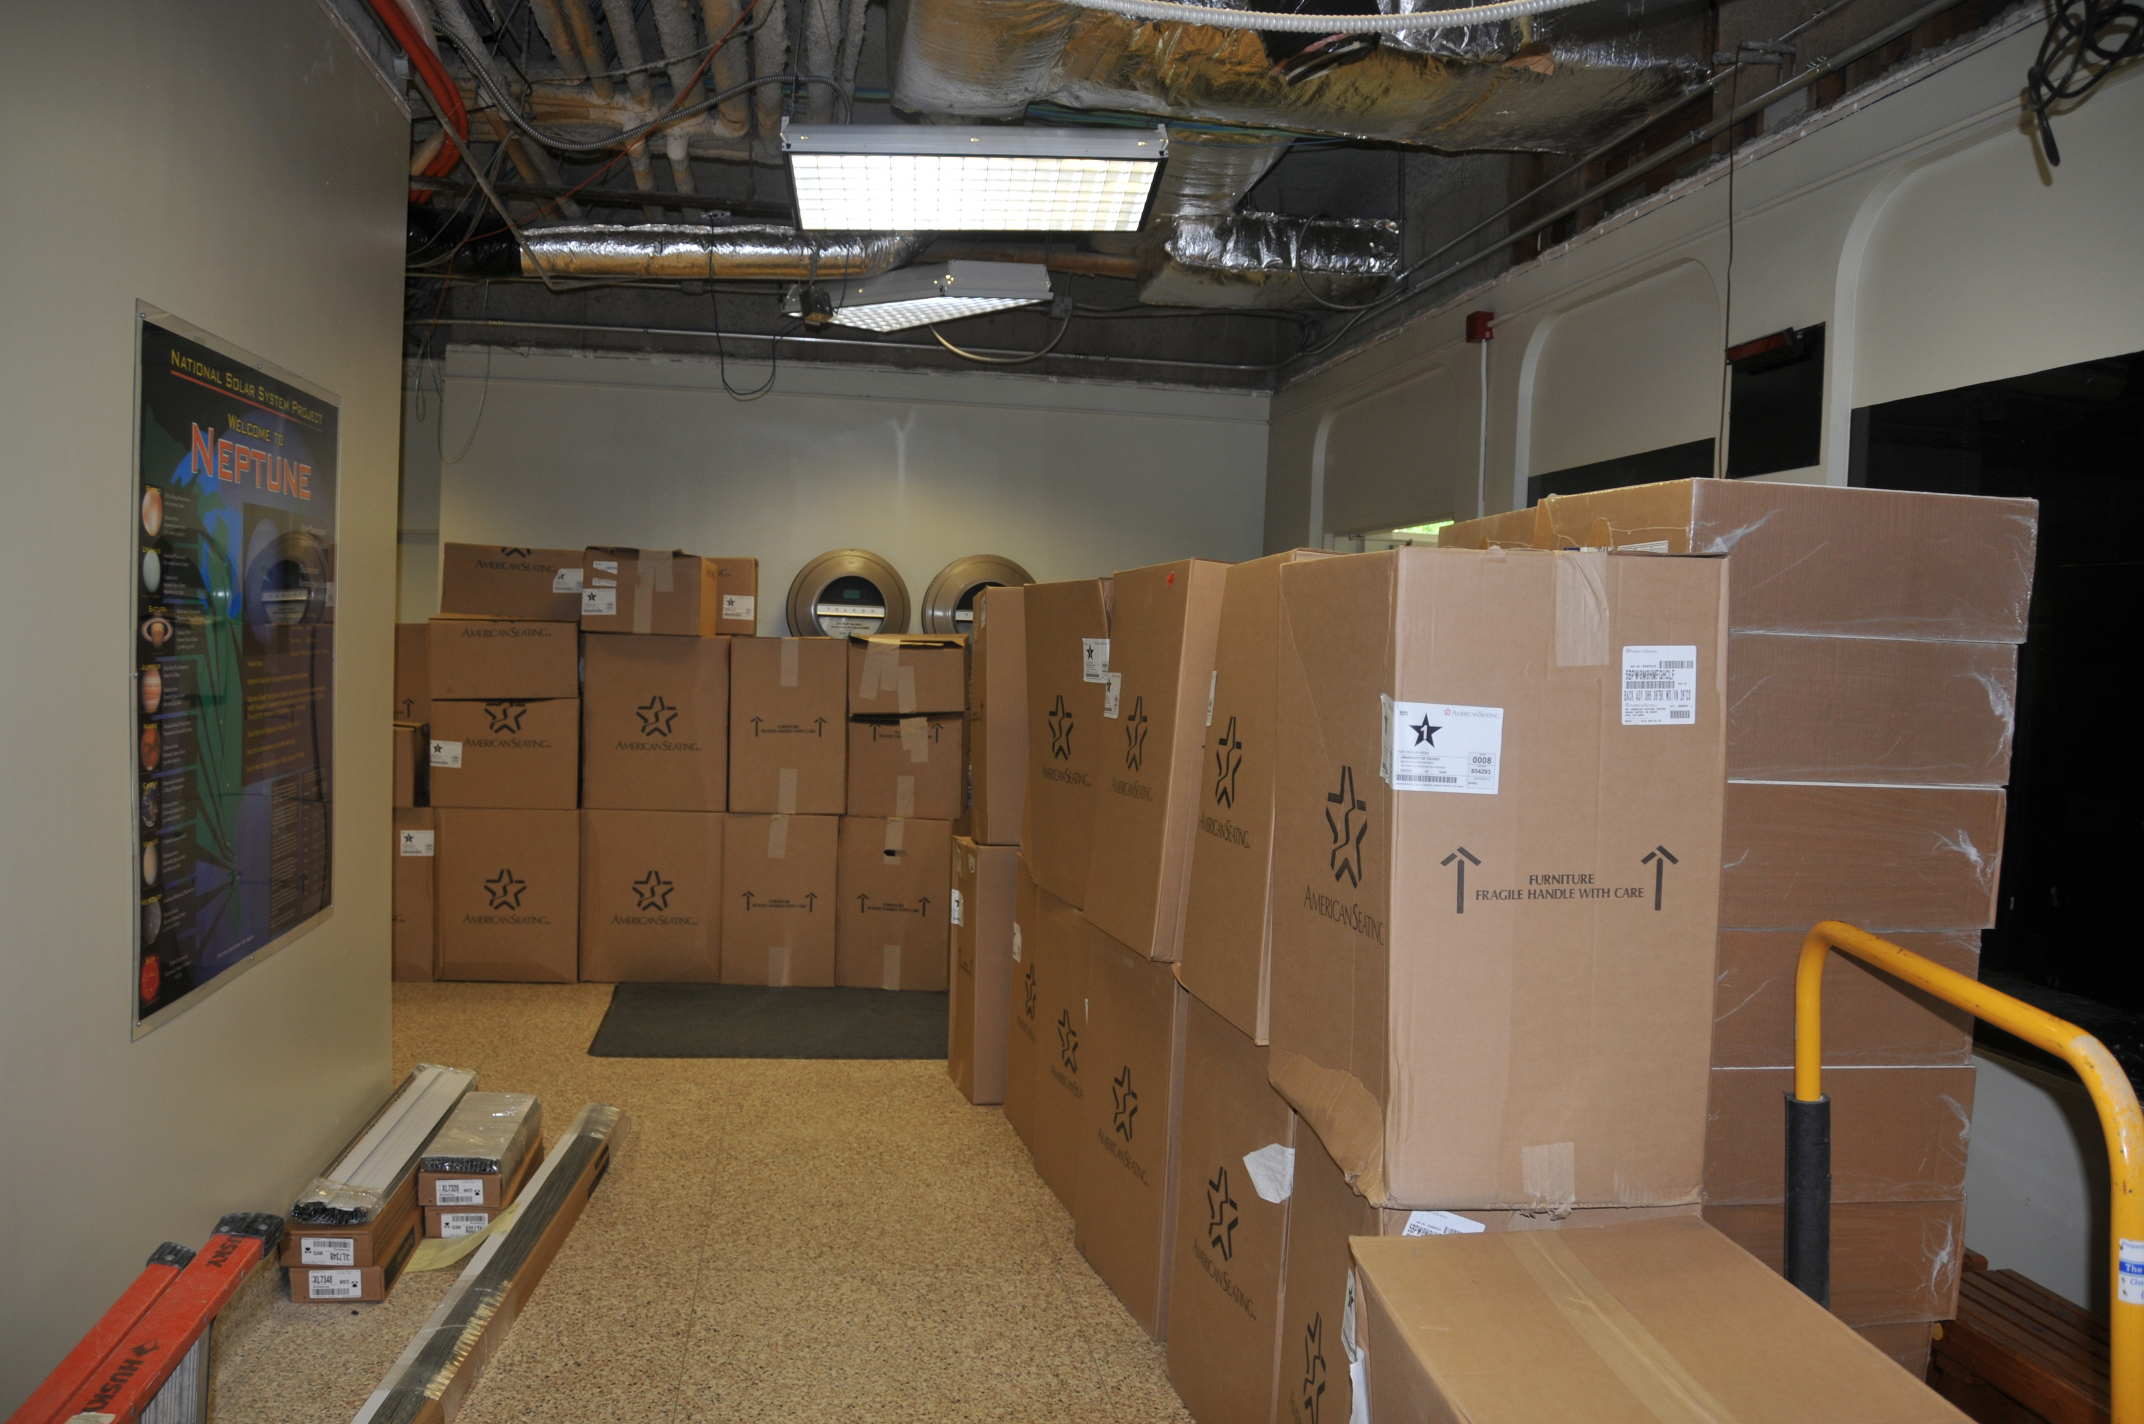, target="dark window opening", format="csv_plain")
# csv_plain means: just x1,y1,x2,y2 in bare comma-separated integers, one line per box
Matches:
1726,324,1825,478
